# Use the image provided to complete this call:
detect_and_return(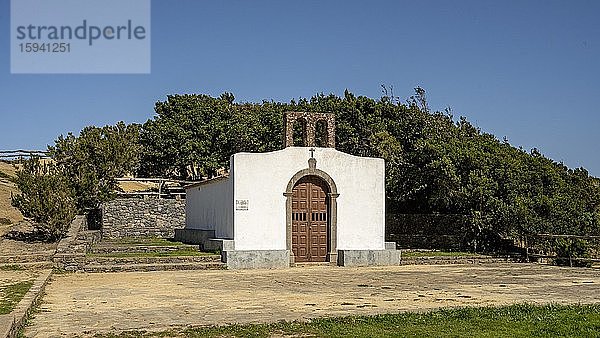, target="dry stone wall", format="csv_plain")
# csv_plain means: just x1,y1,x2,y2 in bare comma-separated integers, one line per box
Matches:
102,198,185,238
